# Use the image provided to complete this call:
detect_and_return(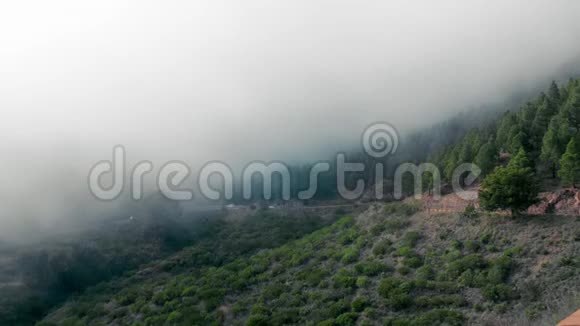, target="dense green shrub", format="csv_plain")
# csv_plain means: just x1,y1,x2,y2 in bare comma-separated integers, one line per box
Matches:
403,256,423,268
328,299,351,318
166,310,183,323
482,284,514,302
384,309,464,326
378,277,413,309
413,309,464,326
333,270,357,289
354,261,389,276
414,295,465,308
335,312,359,326
351,297,368,312
339,229,359,245
401,231,421,247
356,276,369,288
340,246,360,264
246,313,270,326
370,223,386,236
444,254,486,279
384,202,420,216
464,240,481,252
372,239,393,256
397,266,411,275
416,265,435,280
